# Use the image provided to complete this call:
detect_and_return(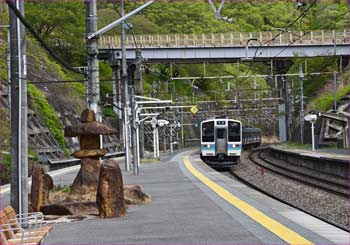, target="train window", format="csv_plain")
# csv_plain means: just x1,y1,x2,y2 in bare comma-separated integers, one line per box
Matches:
216,121,226,125
216,128,226,139
228,121,240,142
202,121,214,142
